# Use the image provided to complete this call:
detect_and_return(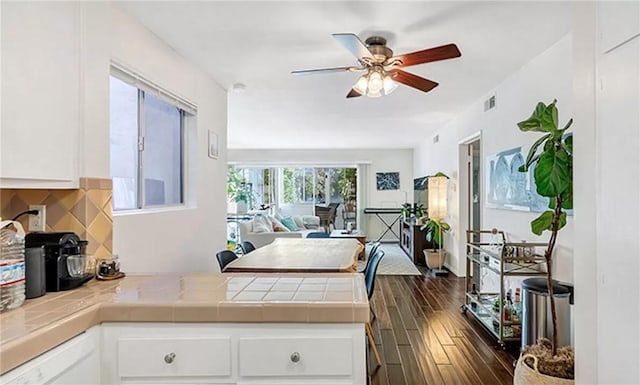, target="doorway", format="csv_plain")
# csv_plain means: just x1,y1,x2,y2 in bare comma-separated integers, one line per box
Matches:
469,140,481,285
457,133,481,277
